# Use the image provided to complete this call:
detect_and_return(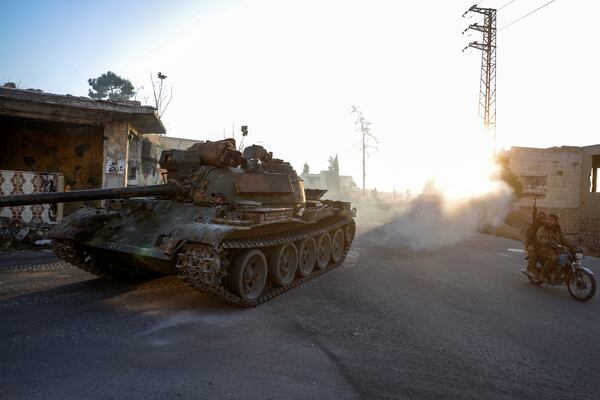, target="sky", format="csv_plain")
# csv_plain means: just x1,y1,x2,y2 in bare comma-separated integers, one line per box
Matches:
1,0,598,194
